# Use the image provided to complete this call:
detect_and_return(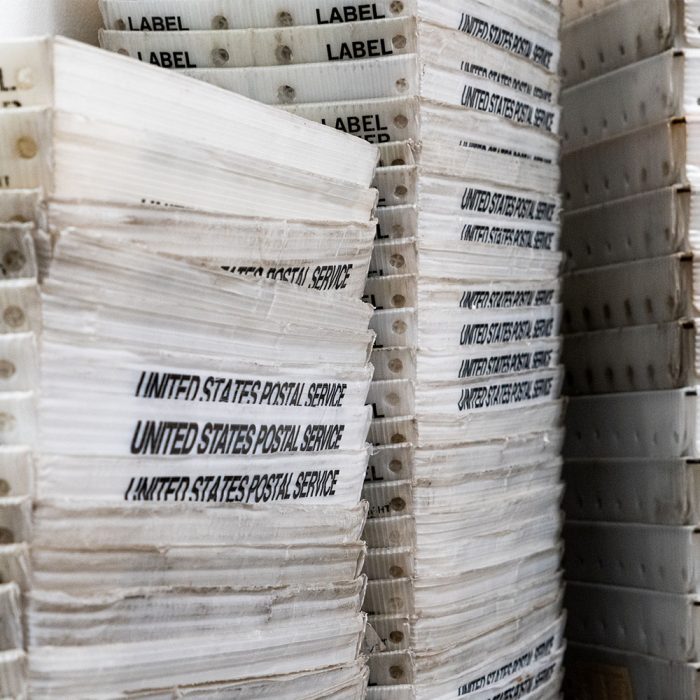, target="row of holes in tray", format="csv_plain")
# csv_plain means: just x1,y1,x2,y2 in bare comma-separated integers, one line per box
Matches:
112,1,408,31
117,33,409,67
